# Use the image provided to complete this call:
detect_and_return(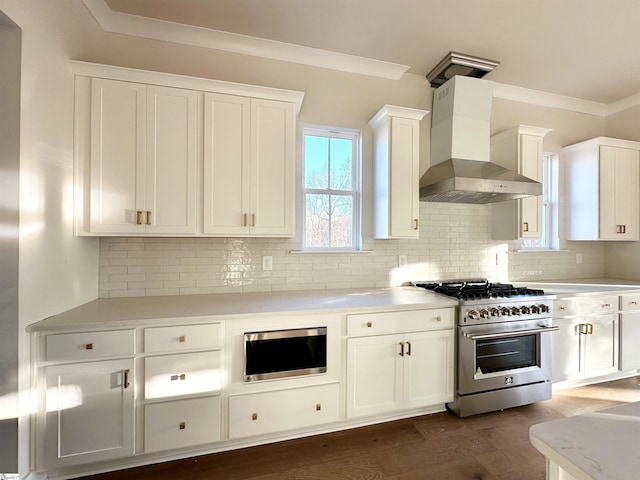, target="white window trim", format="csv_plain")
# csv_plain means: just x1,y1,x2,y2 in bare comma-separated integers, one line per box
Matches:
301,125,362,251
